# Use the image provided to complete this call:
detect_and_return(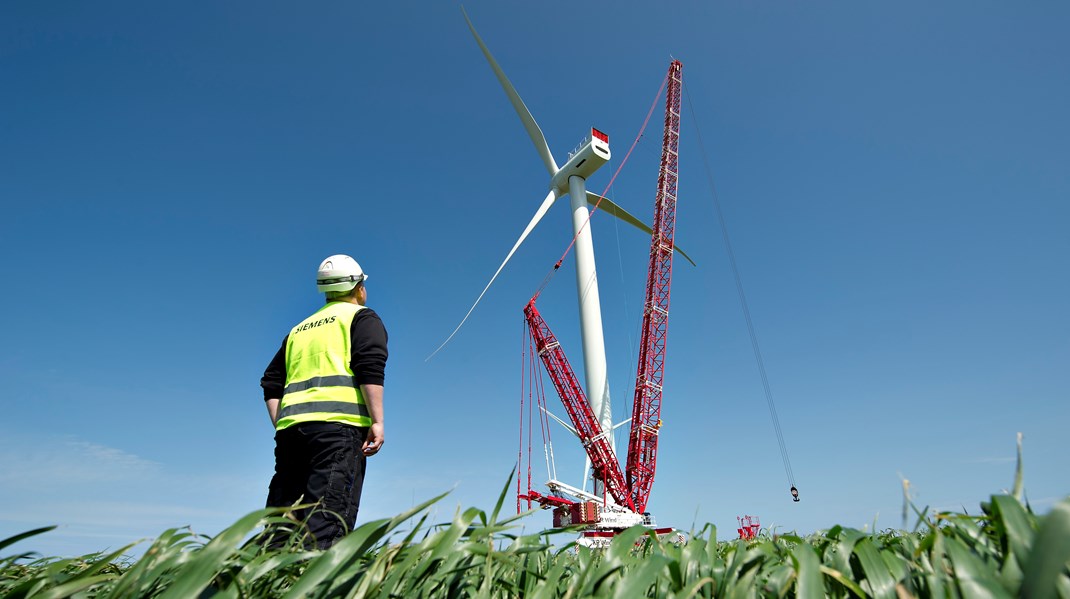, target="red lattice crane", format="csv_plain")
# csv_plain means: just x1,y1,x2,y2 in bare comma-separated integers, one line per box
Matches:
519,61,684,527
626,60,683,514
